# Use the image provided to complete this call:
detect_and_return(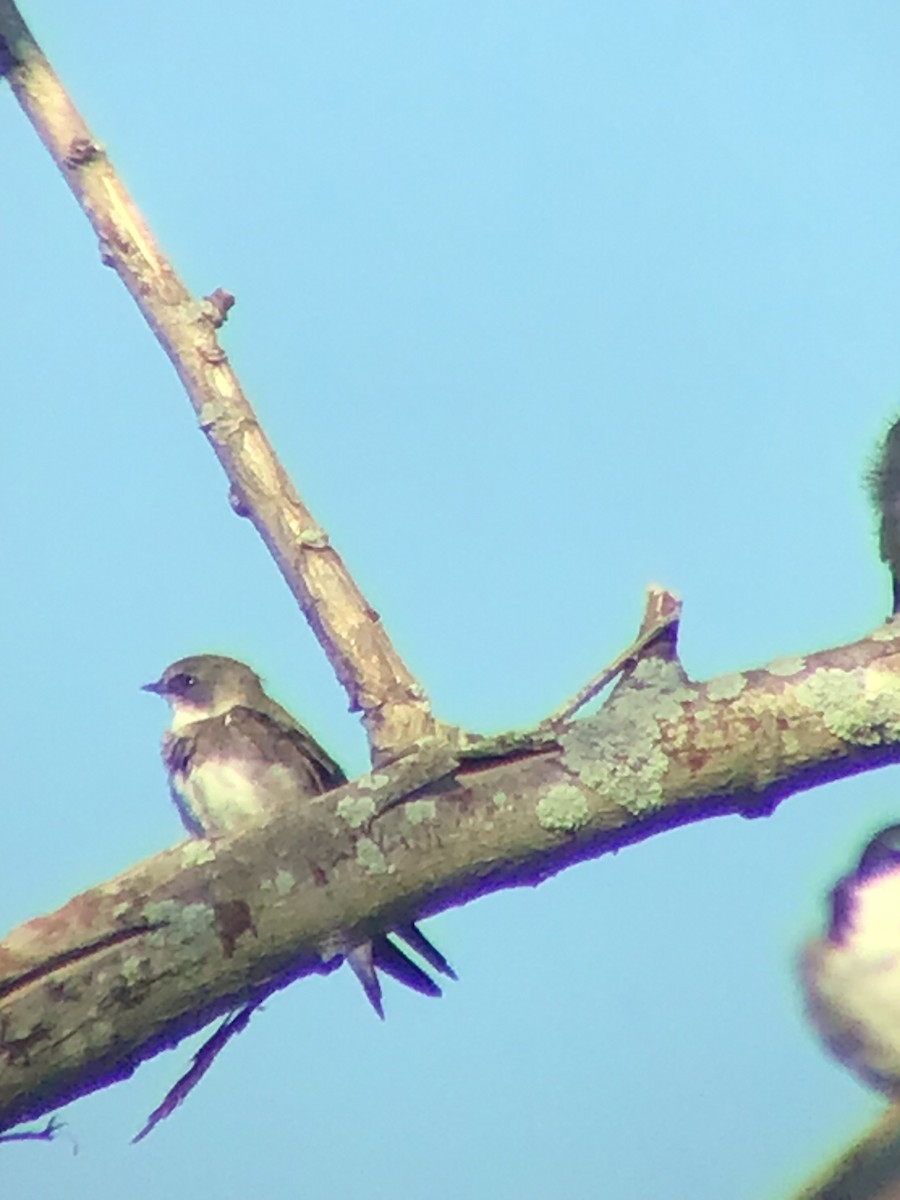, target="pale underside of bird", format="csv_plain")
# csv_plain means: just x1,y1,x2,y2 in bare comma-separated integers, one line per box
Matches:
800,825,900,1096
144,654,456,1018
